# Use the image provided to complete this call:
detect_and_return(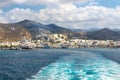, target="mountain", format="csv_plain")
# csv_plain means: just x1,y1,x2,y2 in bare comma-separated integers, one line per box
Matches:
72,28,120,40
18,19,71,33
1,19,120,42
0,19,73,41
17,19,72,38
17,19,50,38
86,28,120,40
71,28,100,32
45,24,71,33
0,23,31,42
